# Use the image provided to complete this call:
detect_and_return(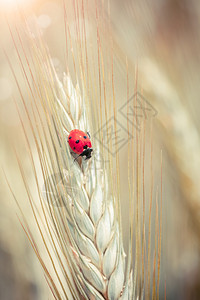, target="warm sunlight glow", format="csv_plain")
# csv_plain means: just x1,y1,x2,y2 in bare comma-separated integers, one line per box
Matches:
0,0,33,9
